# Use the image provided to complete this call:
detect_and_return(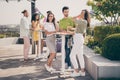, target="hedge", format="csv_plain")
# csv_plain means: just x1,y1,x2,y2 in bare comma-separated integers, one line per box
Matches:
94,26,120,46
102,33,120,60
